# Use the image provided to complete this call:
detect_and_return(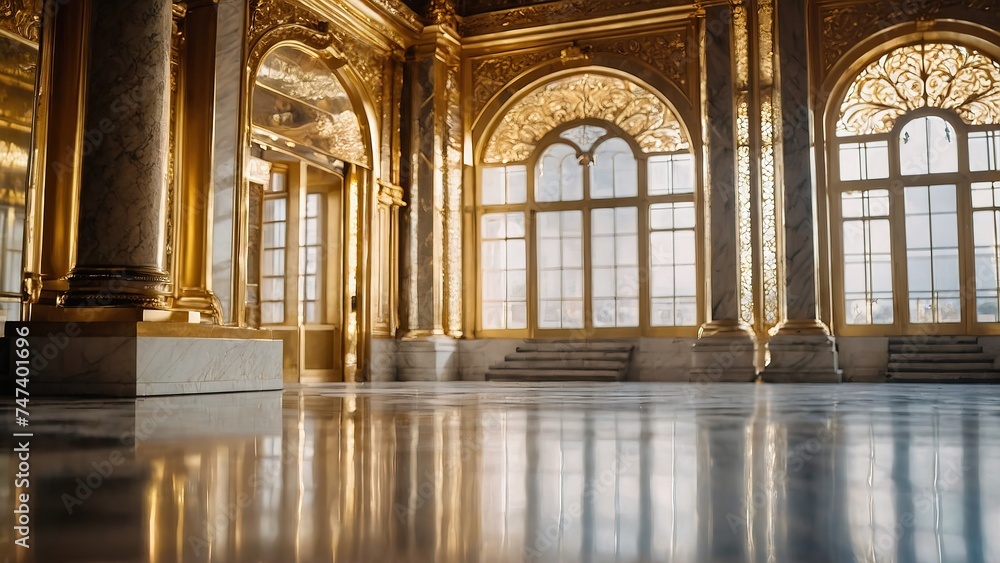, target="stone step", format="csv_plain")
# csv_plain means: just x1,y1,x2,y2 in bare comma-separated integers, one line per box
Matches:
492,359,625,371
517,341,634,353
888,371,1000,382
888,344,983,354
888,353,995,363
485,369,624,382
505,351,631,362
888,361,995,372
887,336,979,345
